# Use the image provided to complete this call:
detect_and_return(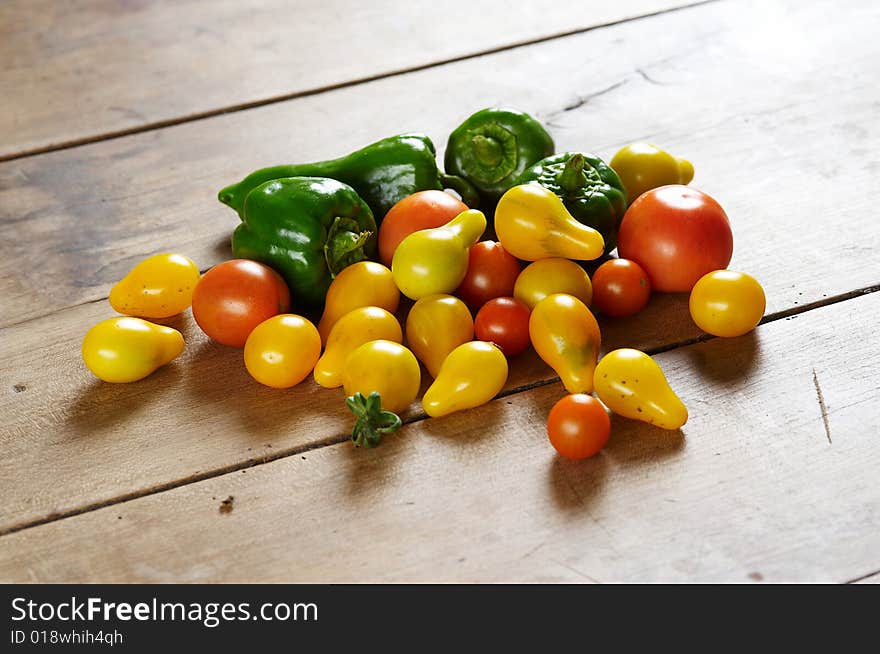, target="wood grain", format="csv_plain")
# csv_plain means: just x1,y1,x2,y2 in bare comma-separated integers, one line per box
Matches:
1,0,878,329
0,0,696,159
2,292,877,583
